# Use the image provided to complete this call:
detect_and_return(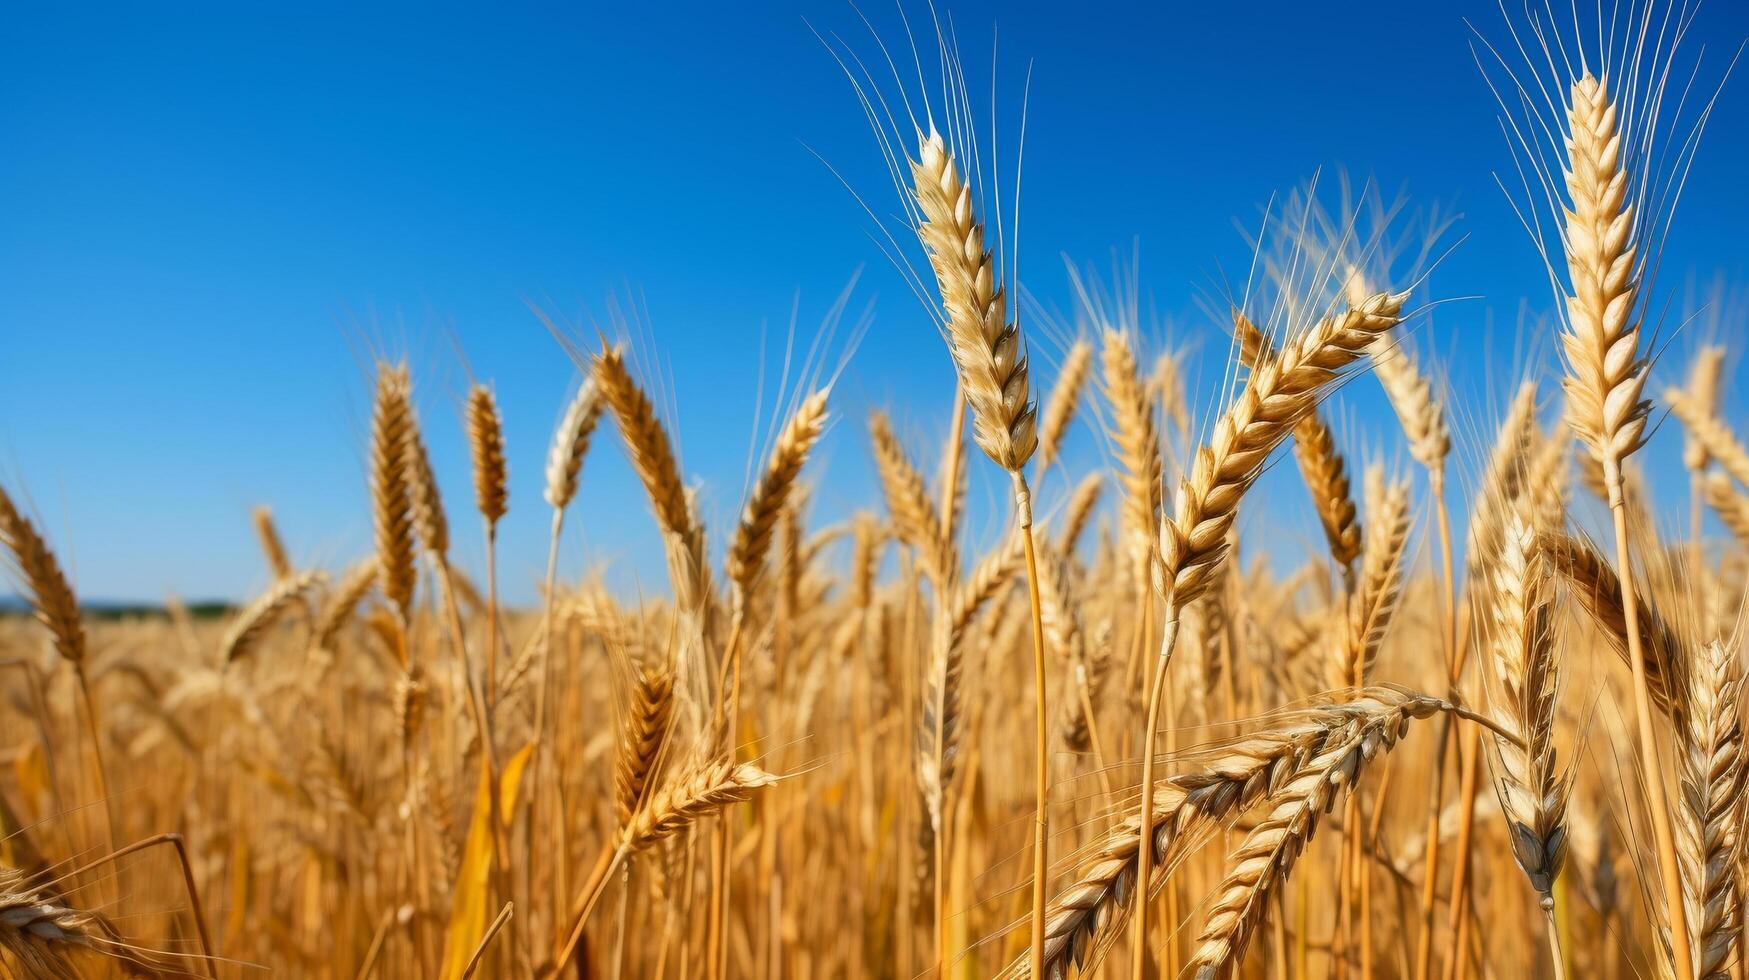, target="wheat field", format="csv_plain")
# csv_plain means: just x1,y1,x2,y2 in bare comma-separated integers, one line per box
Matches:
2,2,1747,979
